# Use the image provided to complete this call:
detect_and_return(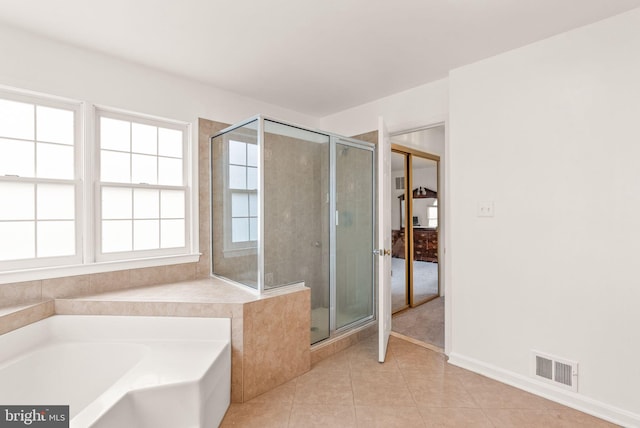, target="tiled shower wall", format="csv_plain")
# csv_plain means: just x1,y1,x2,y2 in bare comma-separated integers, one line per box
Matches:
0,118,229,306
263,132,328,304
